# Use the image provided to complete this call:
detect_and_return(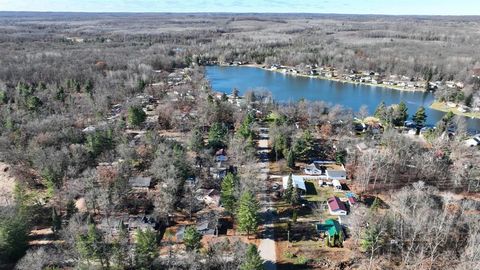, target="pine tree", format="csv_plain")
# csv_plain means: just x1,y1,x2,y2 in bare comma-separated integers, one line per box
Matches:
412,106,427,134
183,226,202,251
85,79,94,97
291,184,300,206
232,88,239,98
0,213,29,263
208,122,228,149
370,197,381,212
293,130,315,161
240,244,264,270
189,127,204,153
284,173,294,204
51,207,62,233
238,113,255,140
236,191,259,237
292,209,298,223
360,223,384,252
0,90,7,104
76,223,107,265
66,199,78,220
335,149,347,165
438,111,455,133
287,149,295,169
55,86,66,102
137,79,146,92
374,101,387,121
134,229,158,268
112,222,130,269
127,105,147,127
221,172,237,215
393,101,408,126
